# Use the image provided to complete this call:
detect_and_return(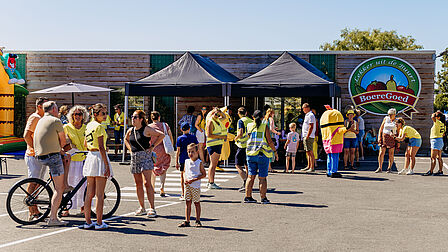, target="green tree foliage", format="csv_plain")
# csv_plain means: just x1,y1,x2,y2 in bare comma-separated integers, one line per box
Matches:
320,28,423,51
435,48,448,111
